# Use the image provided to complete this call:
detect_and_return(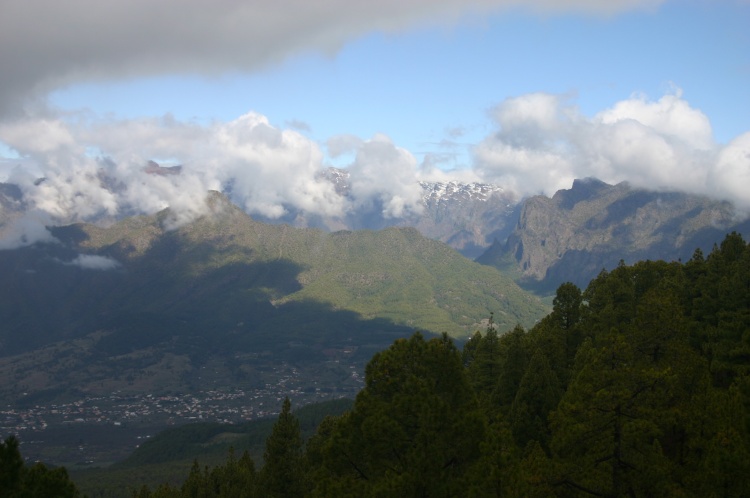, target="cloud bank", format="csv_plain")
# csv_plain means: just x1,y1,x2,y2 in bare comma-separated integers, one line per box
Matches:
0,89,747,248
0,110,435,245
